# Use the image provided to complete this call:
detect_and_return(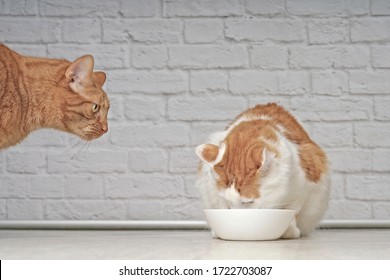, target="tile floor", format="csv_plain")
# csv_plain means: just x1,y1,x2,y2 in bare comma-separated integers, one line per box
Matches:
0,229,389,260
